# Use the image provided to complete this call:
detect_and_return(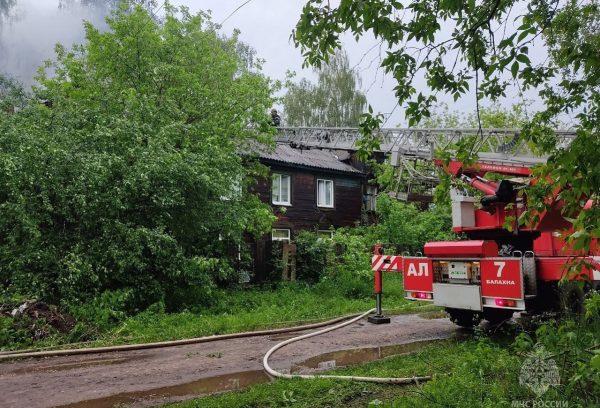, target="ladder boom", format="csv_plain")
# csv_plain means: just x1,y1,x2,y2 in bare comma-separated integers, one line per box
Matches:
276,127,575,168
